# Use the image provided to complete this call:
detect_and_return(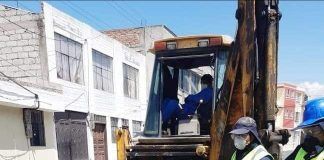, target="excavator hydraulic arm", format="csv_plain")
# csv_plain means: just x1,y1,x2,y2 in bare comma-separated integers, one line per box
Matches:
210,0,288,160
